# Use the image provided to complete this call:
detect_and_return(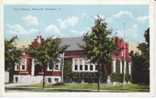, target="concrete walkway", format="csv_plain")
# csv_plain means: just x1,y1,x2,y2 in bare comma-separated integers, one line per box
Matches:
6,87,103,92
5,83,35,88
